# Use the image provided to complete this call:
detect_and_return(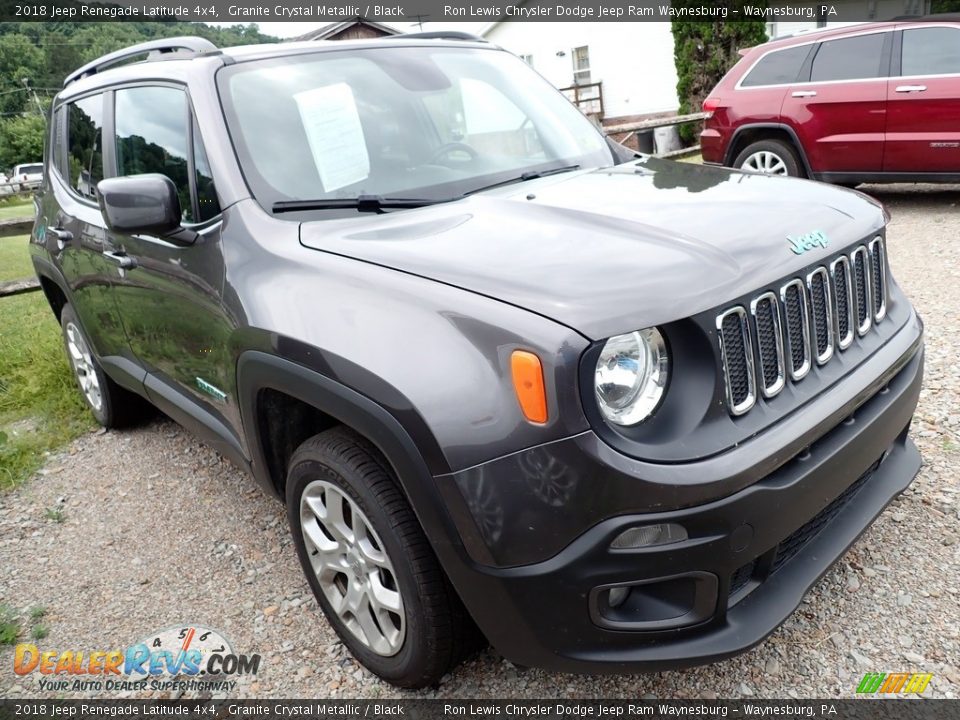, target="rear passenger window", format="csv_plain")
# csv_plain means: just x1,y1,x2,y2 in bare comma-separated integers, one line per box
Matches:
810,34,886,82
66,94,104,200
114,86,220,224
741,46,811,87
902,27,960,77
